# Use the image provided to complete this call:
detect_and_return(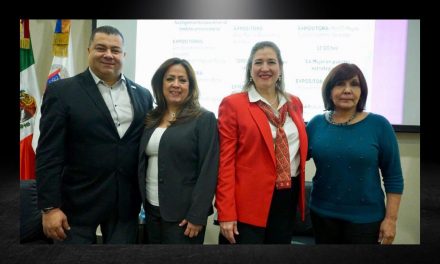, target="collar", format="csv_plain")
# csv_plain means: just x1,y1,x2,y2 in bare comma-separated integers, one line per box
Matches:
248,85,287,108
88,67,126,86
